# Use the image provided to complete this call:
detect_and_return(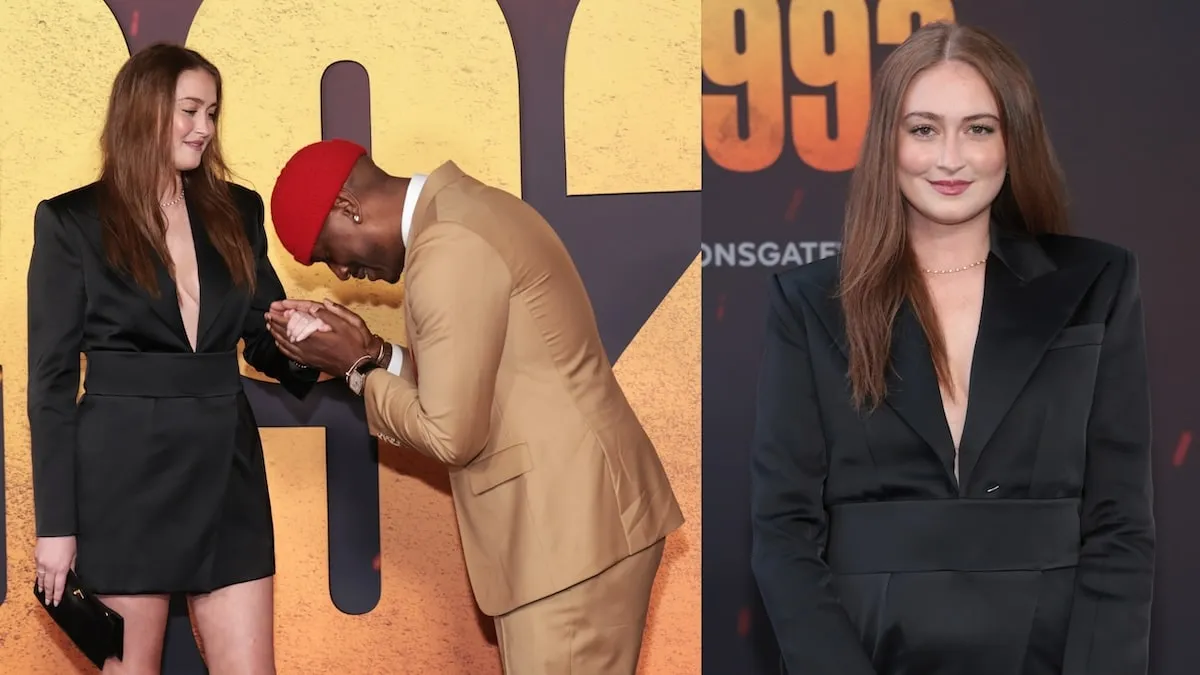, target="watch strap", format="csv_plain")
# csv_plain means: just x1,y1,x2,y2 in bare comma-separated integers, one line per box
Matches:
344,354,372,381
